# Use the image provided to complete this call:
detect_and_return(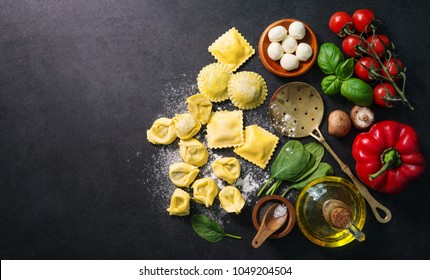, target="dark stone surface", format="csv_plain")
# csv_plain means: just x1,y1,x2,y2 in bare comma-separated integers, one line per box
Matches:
1,0,429,259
